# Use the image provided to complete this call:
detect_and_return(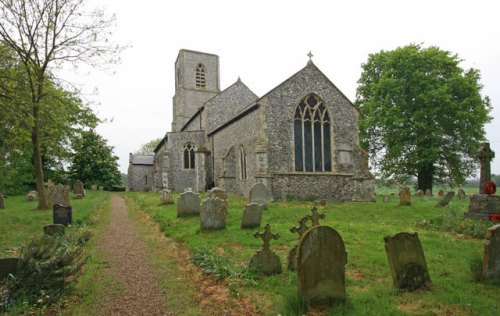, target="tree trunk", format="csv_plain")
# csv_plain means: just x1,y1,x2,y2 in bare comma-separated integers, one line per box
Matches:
32,103,49,210
417,163,434,194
